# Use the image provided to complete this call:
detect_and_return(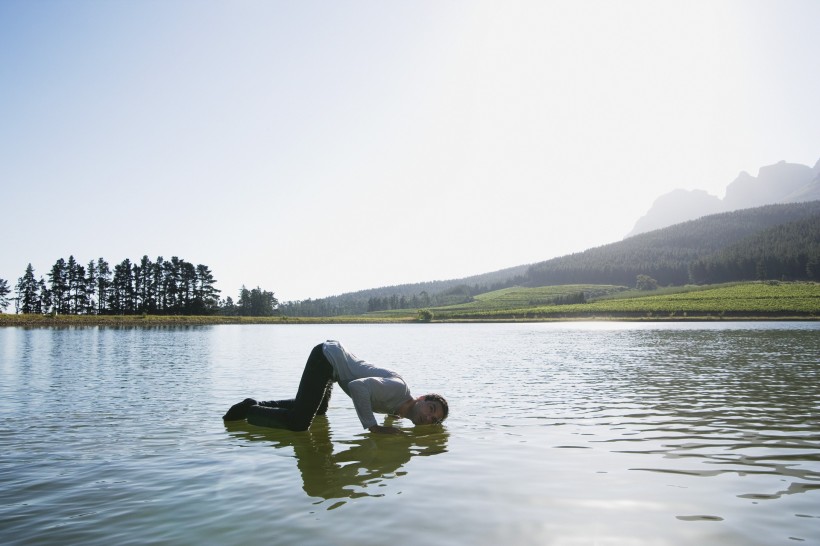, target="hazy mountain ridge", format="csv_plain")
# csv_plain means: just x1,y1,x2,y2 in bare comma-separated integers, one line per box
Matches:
627,157,820,237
